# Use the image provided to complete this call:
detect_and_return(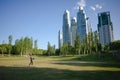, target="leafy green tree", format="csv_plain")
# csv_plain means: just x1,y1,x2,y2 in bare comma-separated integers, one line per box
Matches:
52,45,56,55
47,42,52,56
0,44,7,55
8,35,12,55
55,49,60,55
34,40,38,54
87,32,92,54
34,40,38,49
14,39,19,54
8,35,12,44
24,37,33,55
93,31,99,53
14,37,33,55
69,46,75,56
14,38,24,55
82,35,88,54
61,42,69,56
89,32,94,54
19,37,24,56
74,35,81,55
109,40,120,52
